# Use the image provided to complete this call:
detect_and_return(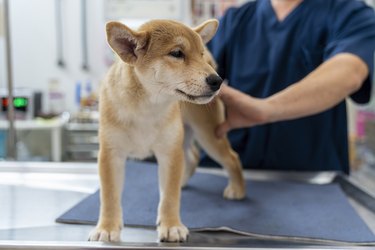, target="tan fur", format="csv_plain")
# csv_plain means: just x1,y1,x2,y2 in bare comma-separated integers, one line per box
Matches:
89,19,245,243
